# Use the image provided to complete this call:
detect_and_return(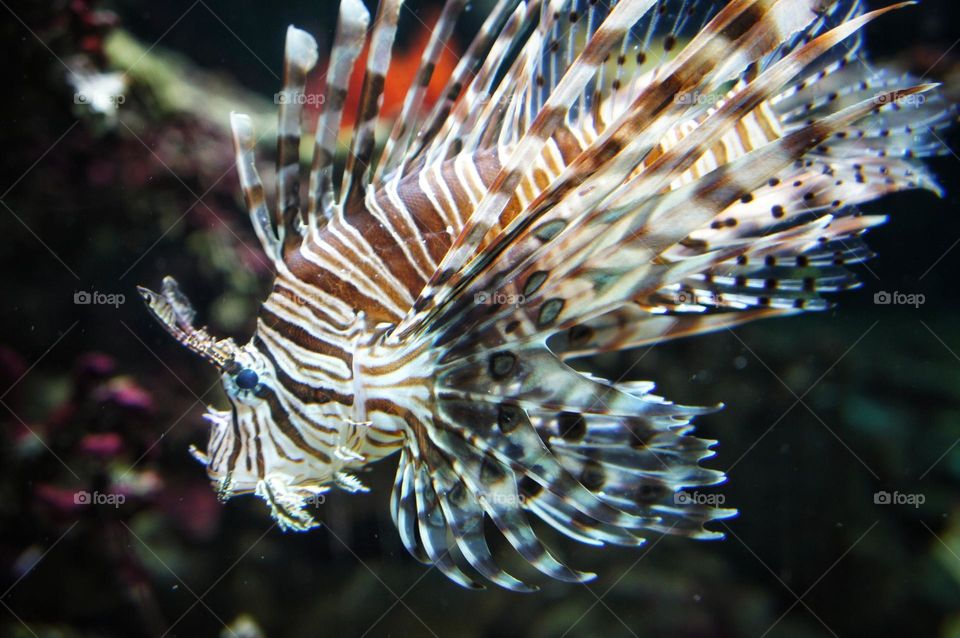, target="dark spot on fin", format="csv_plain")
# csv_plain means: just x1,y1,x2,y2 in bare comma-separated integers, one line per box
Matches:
489,352,518,379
